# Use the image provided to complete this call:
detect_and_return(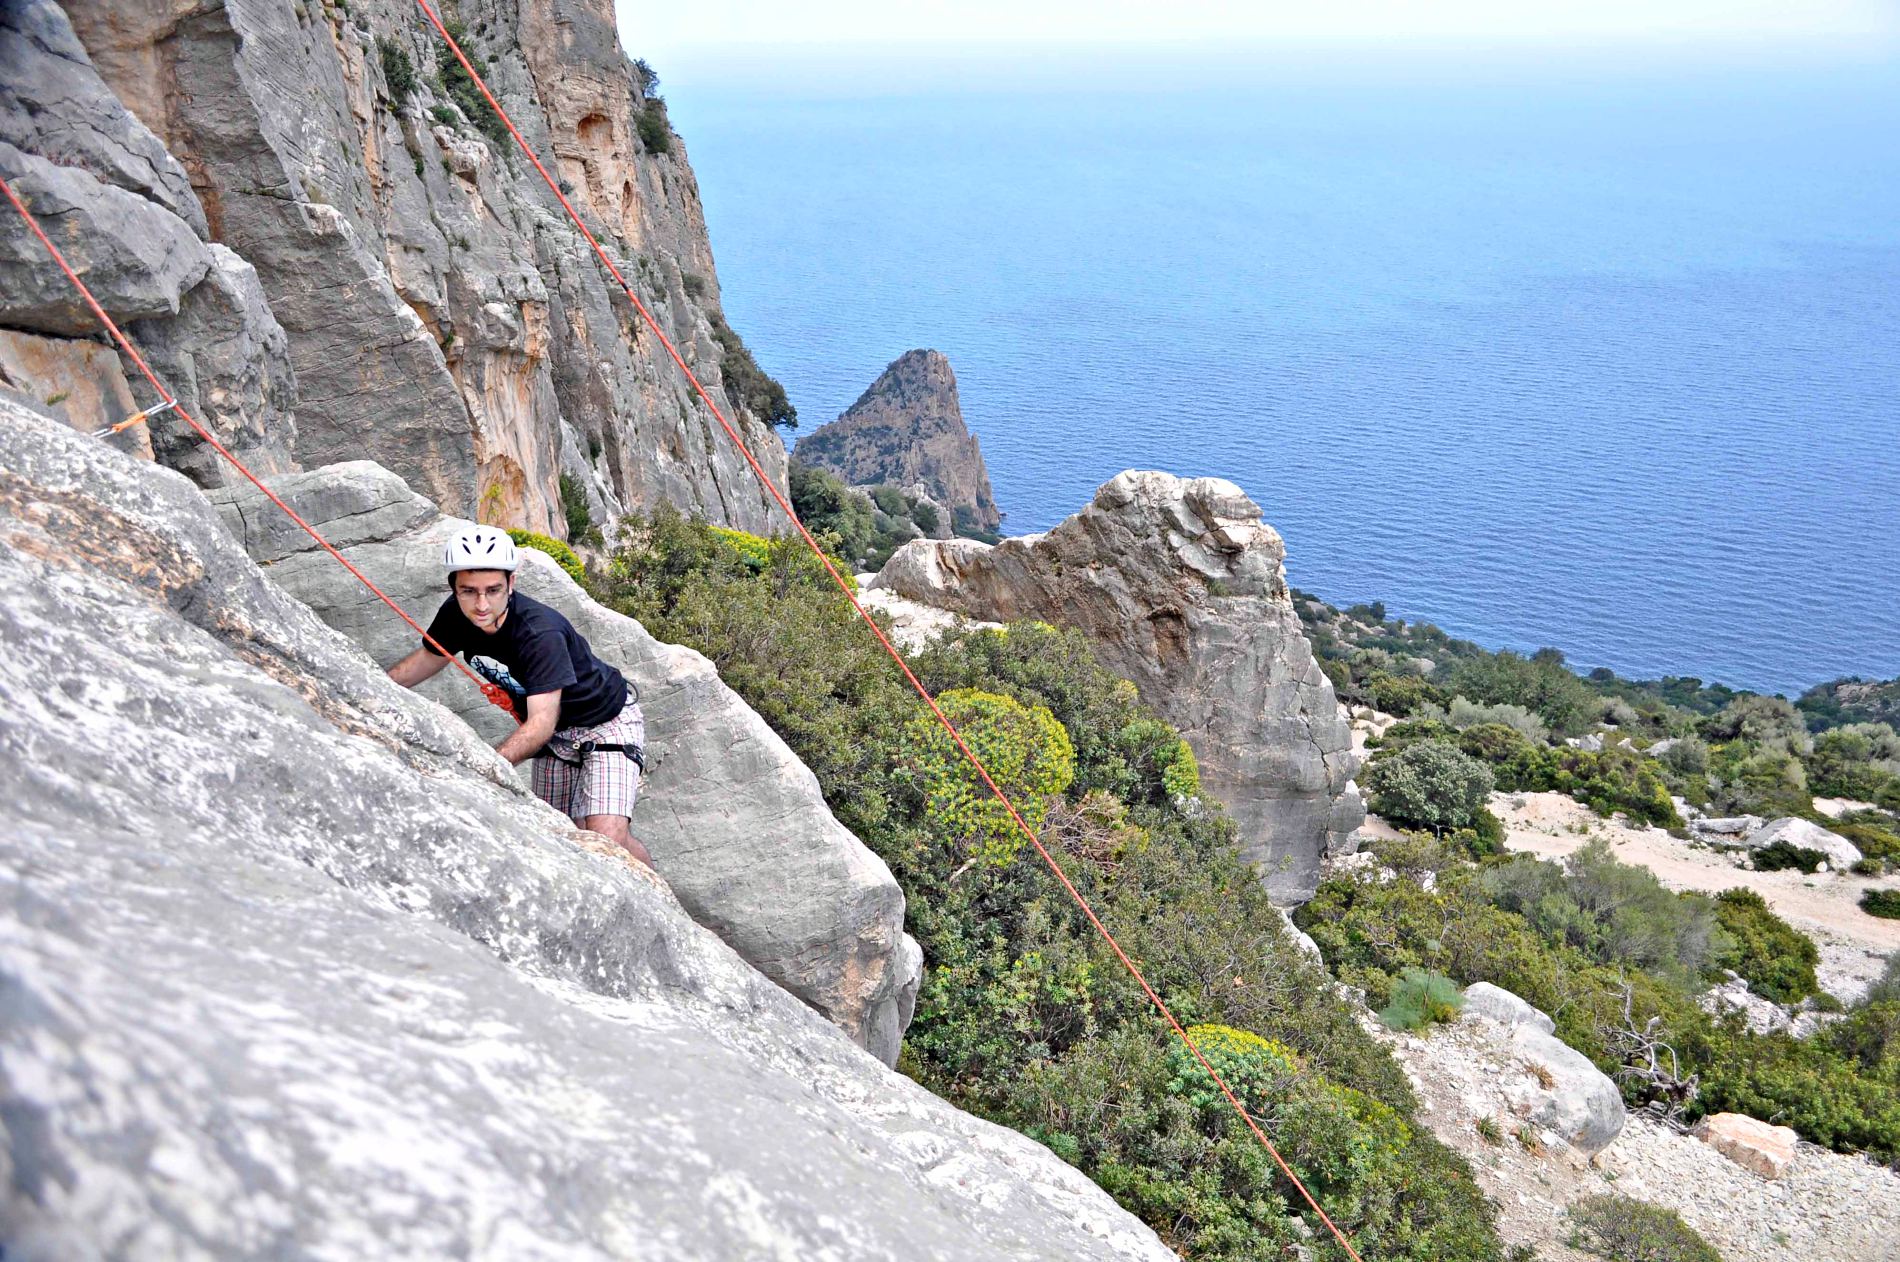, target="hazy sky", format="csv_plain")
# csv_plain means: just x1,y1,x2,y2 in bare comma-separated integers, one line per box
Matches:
615,0,1899,59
